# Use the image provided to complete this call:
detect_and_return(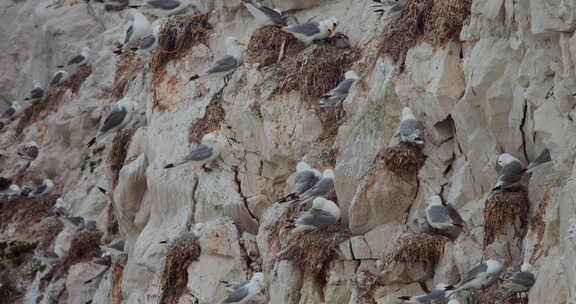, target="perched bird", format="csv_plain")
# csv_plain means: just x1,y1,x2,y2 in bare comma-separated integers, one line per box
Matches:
187,37,247,84
49,70,69,86
491,148,551,192
319,70,360,108
296,169,335,203
28,179,54,197
84,264,111,285
289,197,341,232
2,102,21,119
25,80,45,102
216,272,265,304
371,0,406,17
425,195,462,230
92,253,112,266
398,283,454,303
447,300,461,304
101,240,125,256
17,141,40,161
282,17,338,45
130,19,162,54
57,46,90,68
61,216,96,231
46,197,69,217
164,132,223,171
35,251,60,265
449,260,503,294
314,32,351,49
242,0,296,26
0,184,21,201
500,263,536,297
116,10,151,52
128,0,189,17
87,97,135,147
159,231,197,245
394,107,425,146
275,161,321,203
